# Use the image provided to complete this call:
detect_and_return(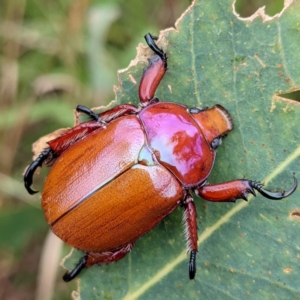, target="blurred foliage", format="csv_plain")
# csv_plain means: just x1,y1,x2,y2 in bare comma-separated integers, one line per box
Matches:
0,0,295,299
